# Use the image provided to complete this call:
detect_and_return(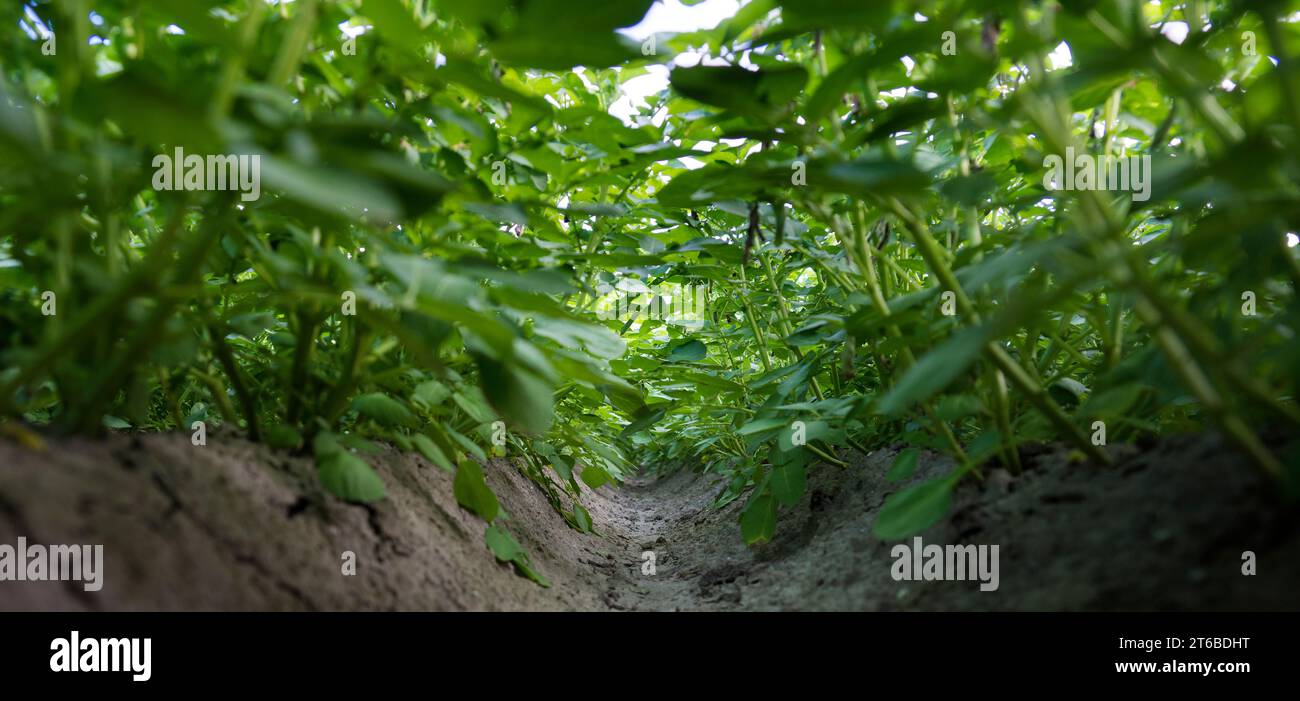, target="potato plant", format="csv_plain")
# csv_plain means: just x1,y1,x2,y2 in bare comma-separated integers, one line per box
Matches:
1,0,1298,571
